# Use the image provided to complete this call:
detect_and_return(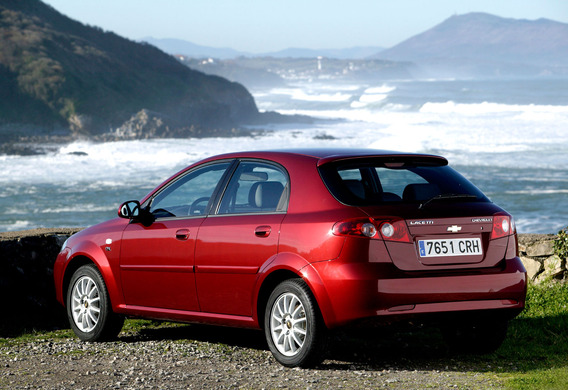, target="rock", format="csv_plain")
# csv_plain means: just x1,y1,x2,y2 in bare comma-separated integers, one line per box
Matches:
525,241,554,257
535,255,567,283
521,257,543,282
68,114,94,135
114,109,178,139
106,109,259,141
